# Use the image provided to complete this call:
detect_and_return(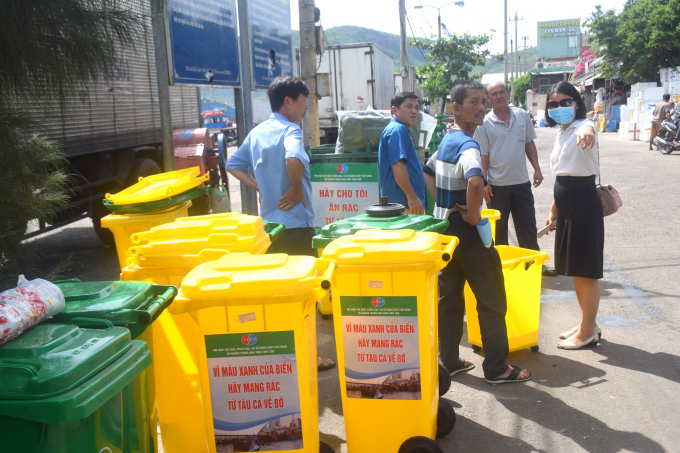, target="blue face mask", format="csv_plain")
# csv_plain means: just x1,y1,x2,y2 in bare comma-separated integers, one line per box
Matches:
548,106,576,124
